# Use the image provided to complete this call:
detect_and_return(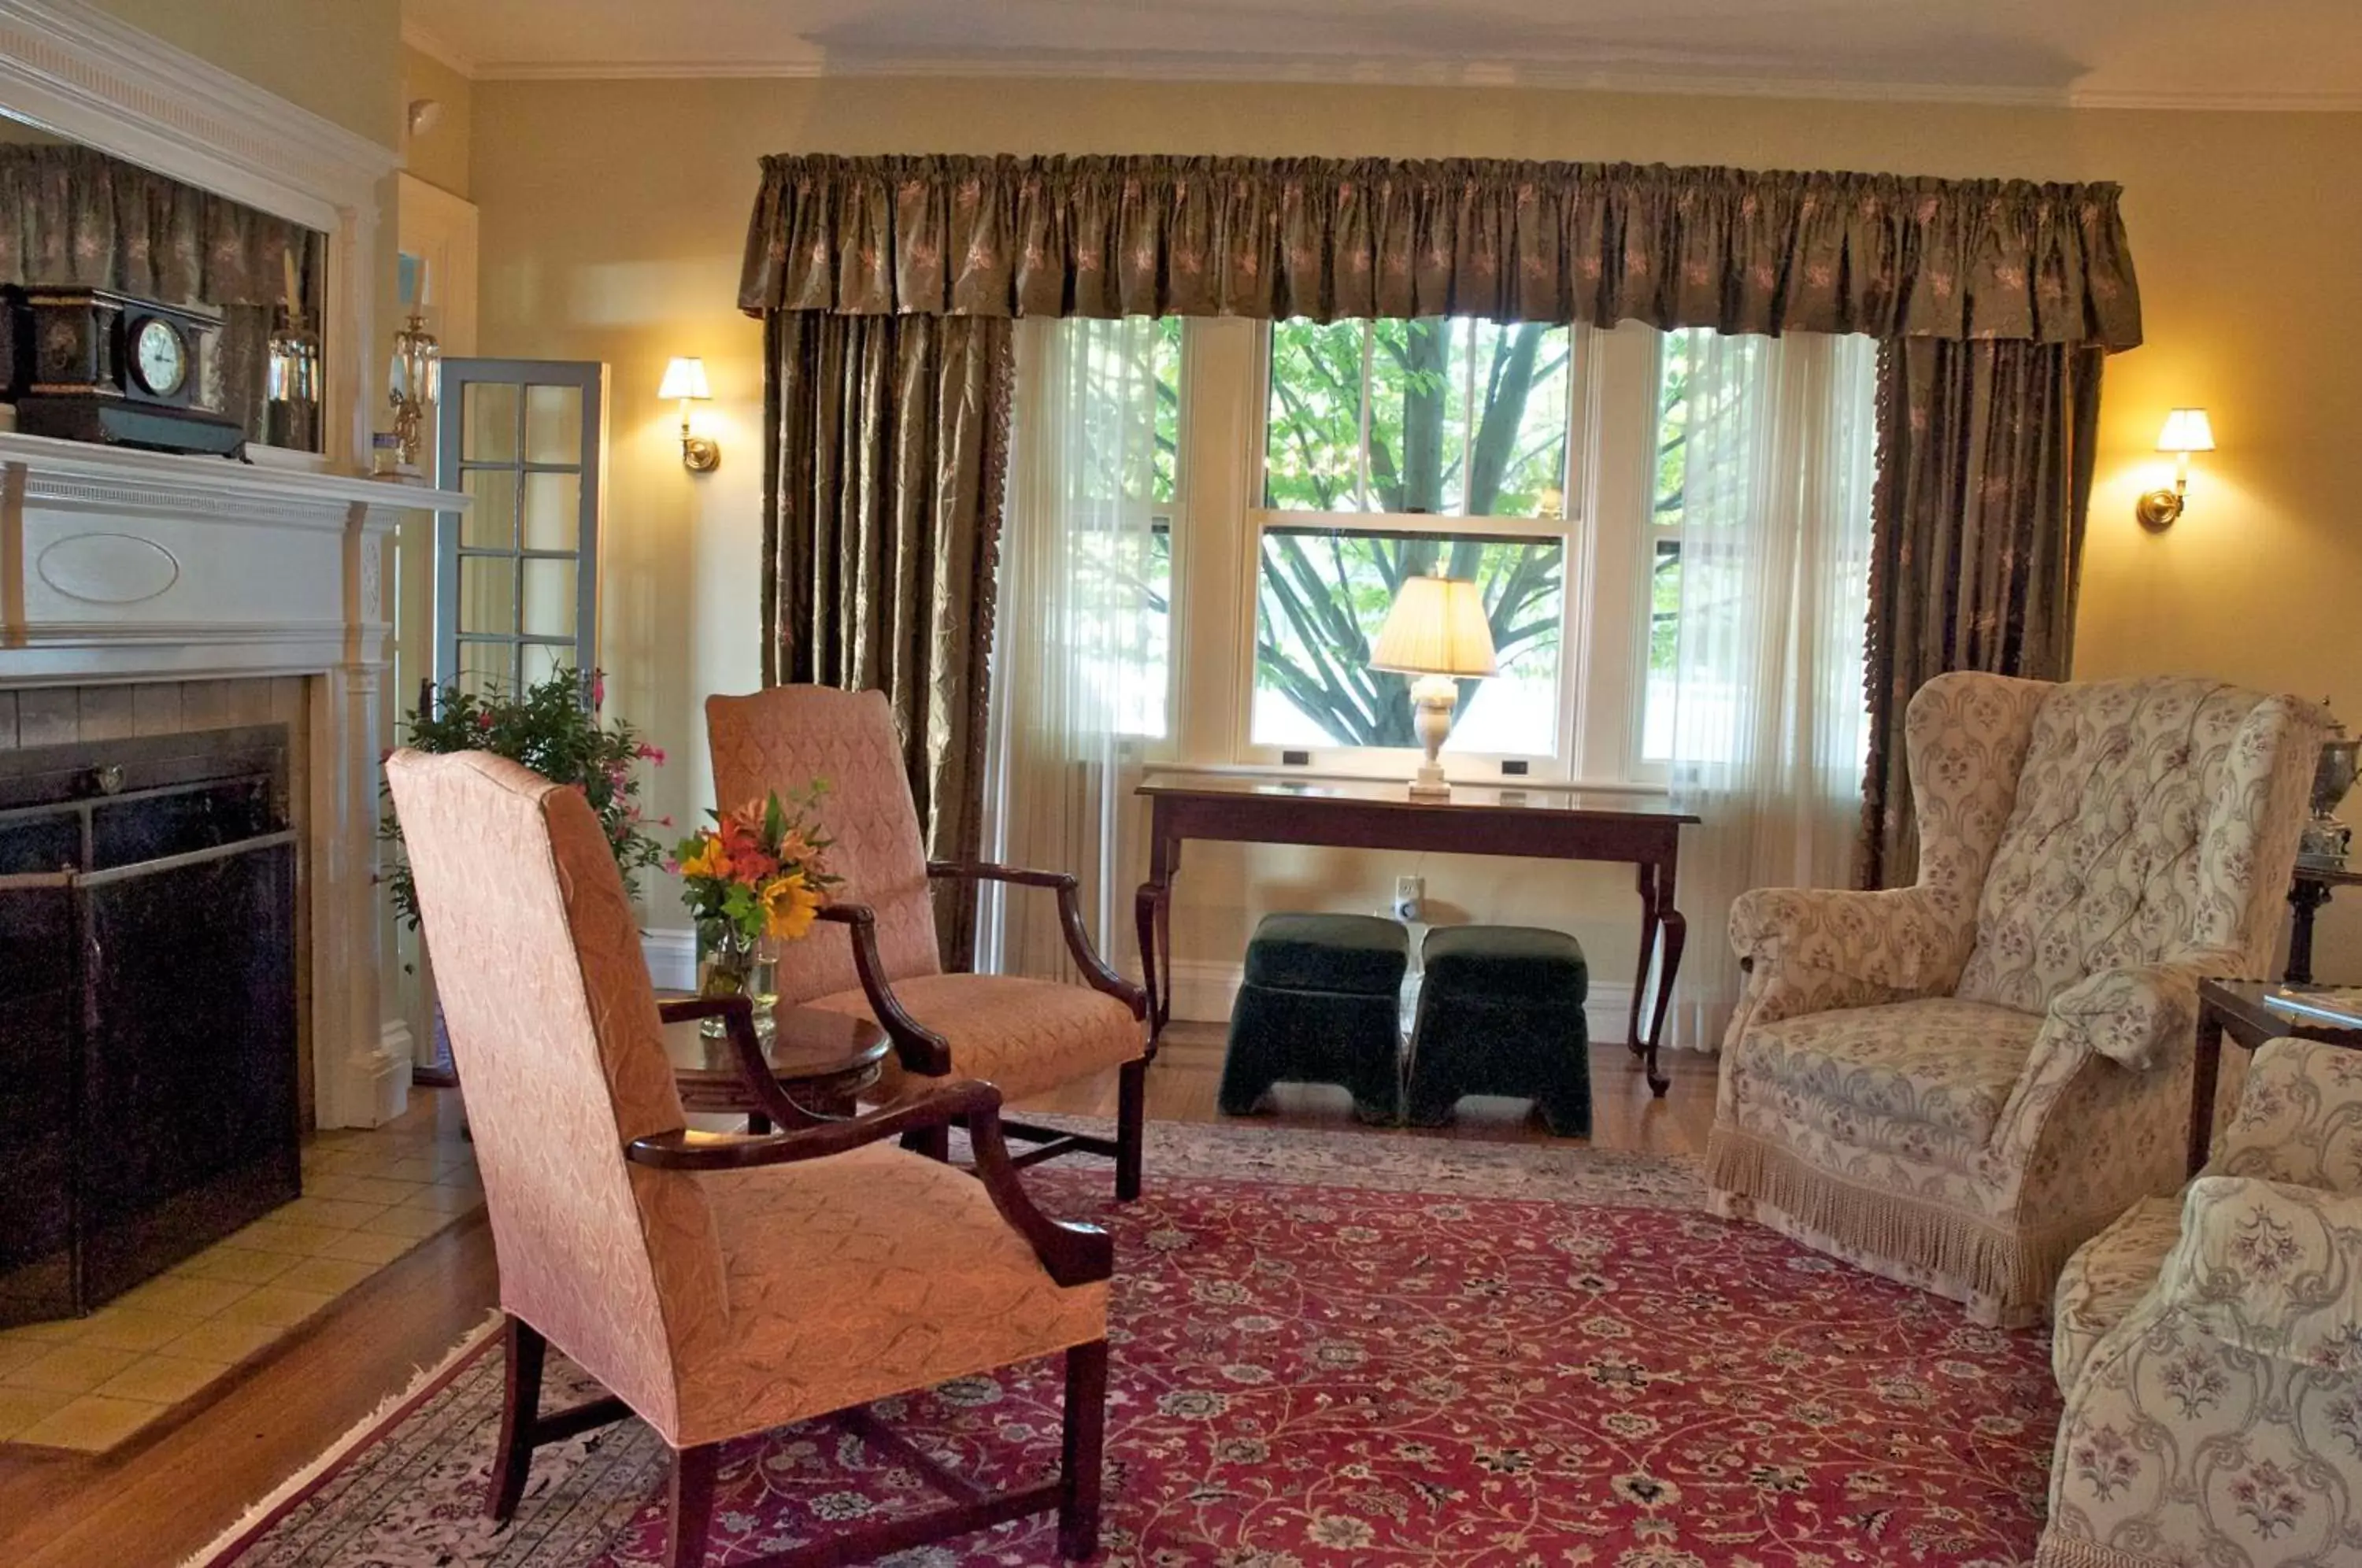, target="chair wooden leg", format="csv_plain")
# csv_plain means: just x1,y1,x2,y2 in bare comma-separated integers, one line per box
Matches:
487,1315,546,1523
901,1122,952,1162
1058,1339,1109,1560
667,1444,720,1568
1114,1058,1146,1202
